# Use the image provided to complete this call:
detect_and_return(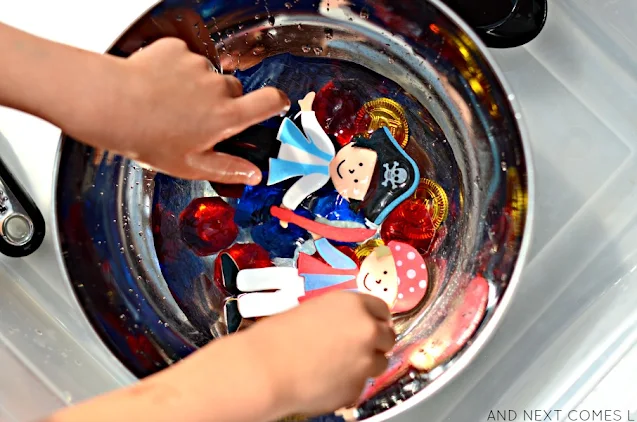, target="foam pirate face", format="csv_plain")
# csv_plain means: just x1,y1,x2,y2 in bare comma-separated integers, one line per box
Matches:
356,245,399,307
348,127,420,225
329,143,378,201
